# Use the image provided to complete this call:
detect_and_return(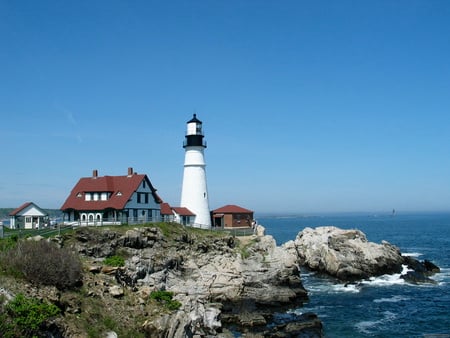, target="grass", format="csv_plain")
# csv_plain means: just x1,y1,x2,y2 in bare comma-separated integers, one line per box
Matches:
238,238,259,260
103,255,125,267
149,291,182,311
2,225,74,239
